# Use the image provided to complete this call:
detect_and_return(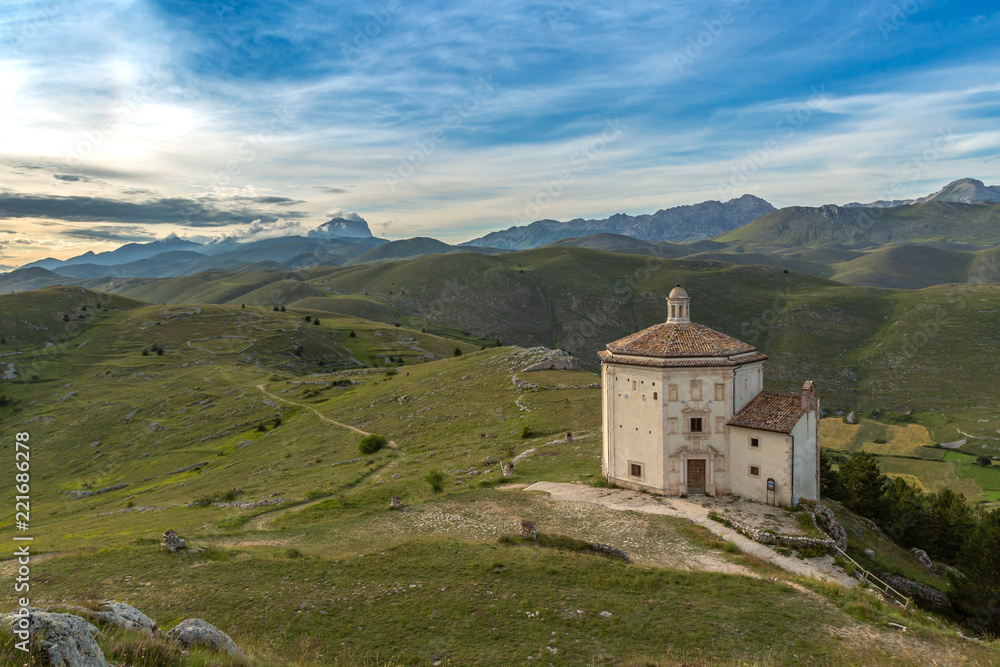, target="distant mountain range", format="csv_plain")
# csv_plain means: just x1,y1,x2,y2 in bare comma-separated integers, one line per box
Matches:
4,178,1000,296
844,177,1000,208
460,194,775,249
